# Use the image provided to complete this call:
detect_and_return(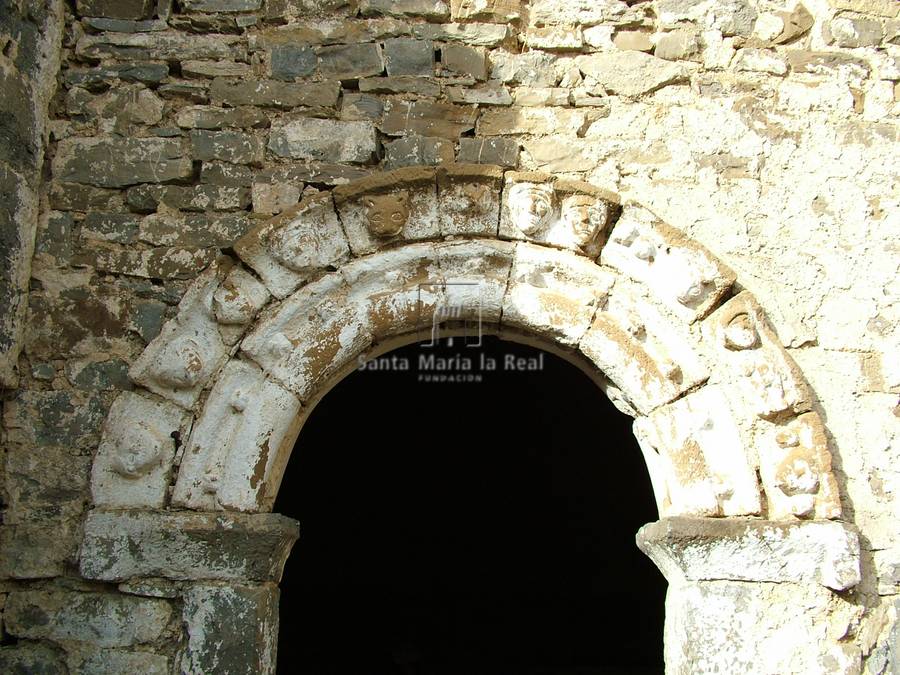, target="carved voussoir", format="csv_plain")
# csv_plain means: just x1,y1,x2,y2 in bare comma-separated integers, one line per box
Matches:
436,164,504,237
333,167,438,255
129,259,232,408
633,386,762,518
502,242,615,347
234,192,350,299
500,172,620,258
436,239,516,325
91,391,192,509
702,291,812,421
601,204,736,322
